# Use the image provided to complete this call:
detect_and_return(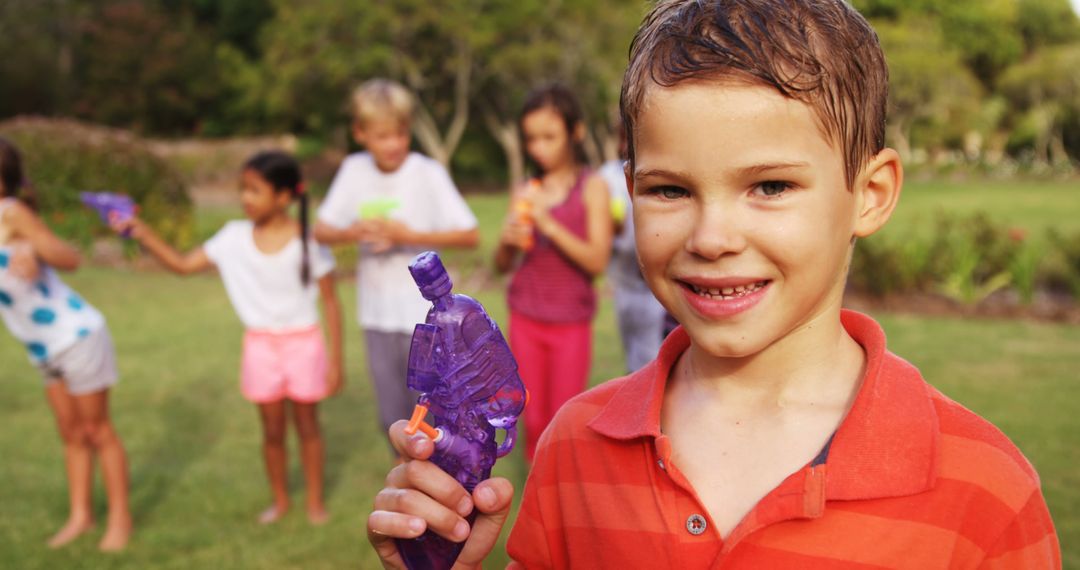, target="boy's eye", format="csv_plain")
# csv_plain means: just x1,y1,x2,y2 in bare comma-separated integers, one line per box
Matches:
648,185,688,200
754,181,791,198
